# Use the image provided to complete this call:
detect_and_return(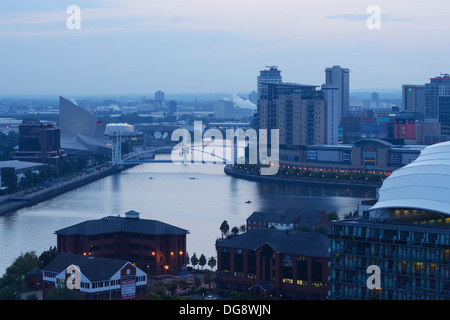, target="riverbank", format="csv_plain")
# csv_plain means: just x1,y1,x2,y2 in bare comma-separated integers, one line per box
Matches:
0,164,132,216
224,165,381,190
